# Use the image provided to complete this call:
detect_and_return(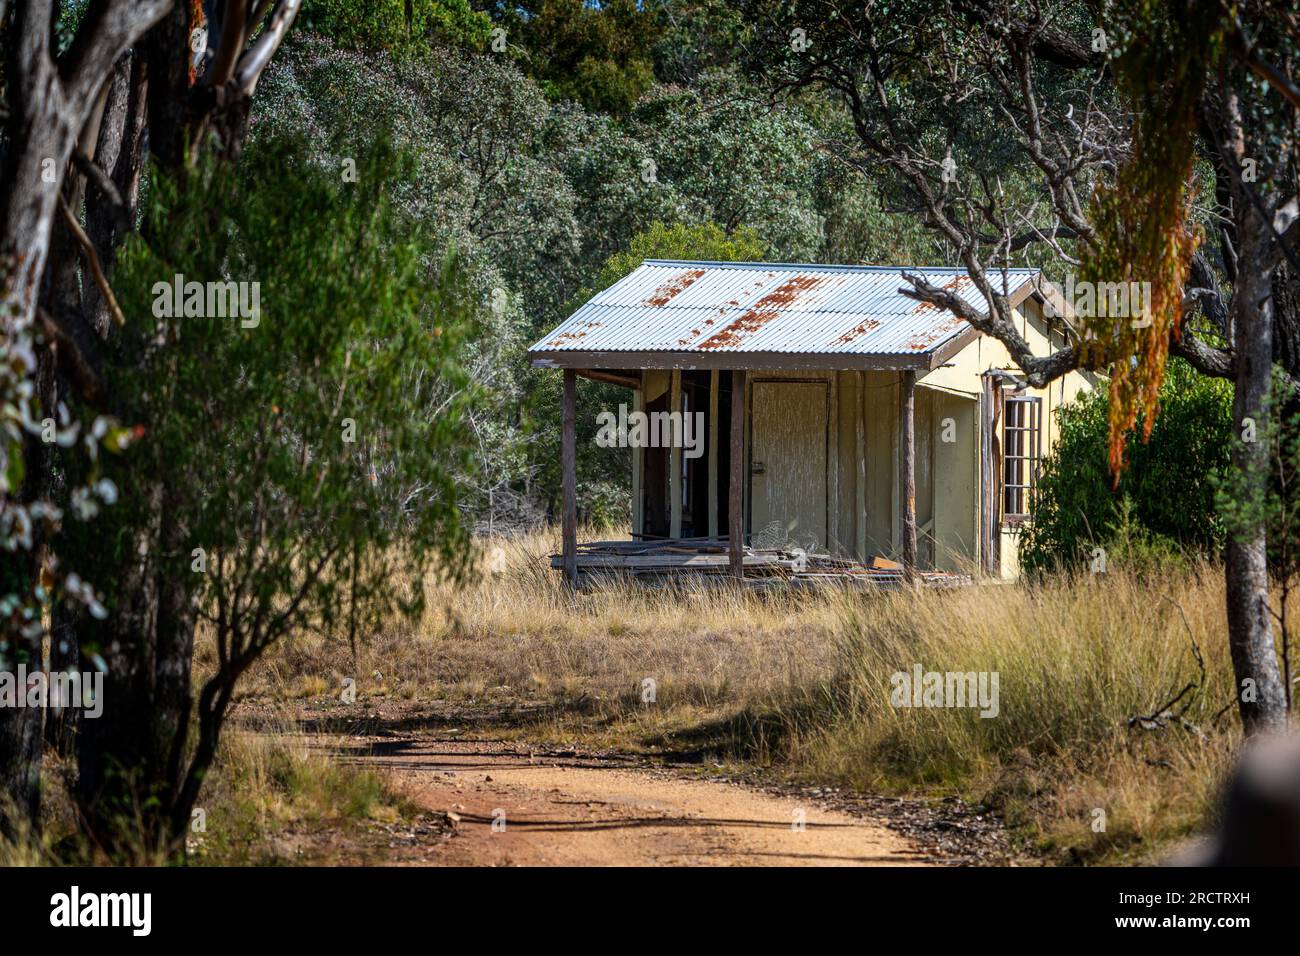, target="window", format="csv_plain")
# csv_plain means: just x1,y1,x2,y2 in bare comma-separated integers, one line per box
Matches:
1002,395,1041,520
